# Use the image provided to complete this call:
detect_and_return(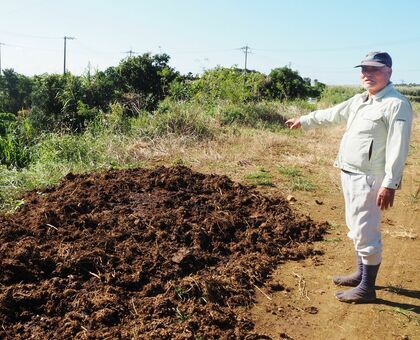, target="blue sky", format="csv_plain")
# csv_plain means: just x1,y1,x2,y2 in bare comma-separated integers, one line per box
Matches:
1,0,419,84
